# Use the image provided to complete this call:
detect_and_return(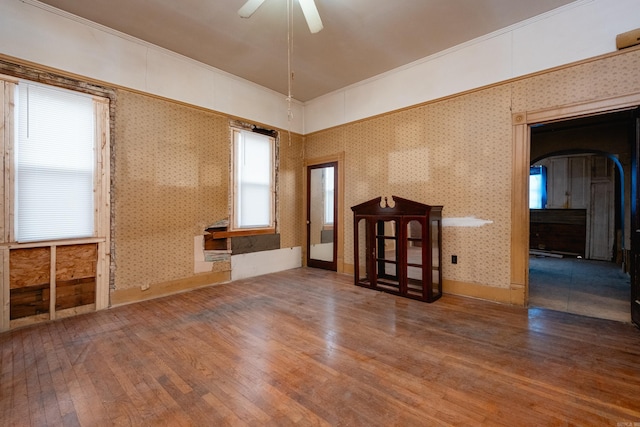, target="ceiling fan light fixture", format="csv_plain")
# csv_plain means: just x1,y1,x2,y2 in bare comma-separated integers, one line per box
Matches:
238,0,265,18
298,0,323,33
238,0,323,34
